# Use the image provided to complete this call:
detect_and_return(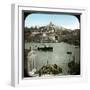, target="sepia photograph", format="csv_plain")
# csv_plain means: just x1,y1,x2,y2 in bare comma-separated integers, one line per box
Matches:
23,11,80,78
